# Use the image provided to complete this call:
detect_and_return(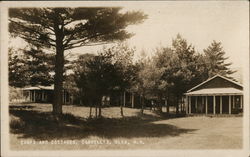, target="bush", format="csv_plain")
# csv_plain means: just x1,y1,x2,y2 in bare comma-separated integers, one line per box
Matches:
10,118,25,130
61,113,81,125
9,87,25,103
